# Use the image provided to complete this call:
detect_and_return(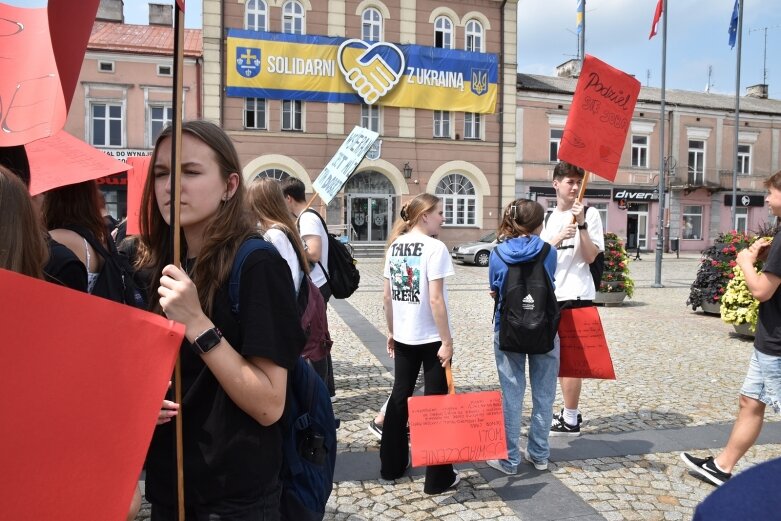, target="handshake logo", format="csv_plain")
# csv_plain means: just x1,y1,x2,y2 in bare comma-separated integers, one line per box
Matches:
338,40,405,105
